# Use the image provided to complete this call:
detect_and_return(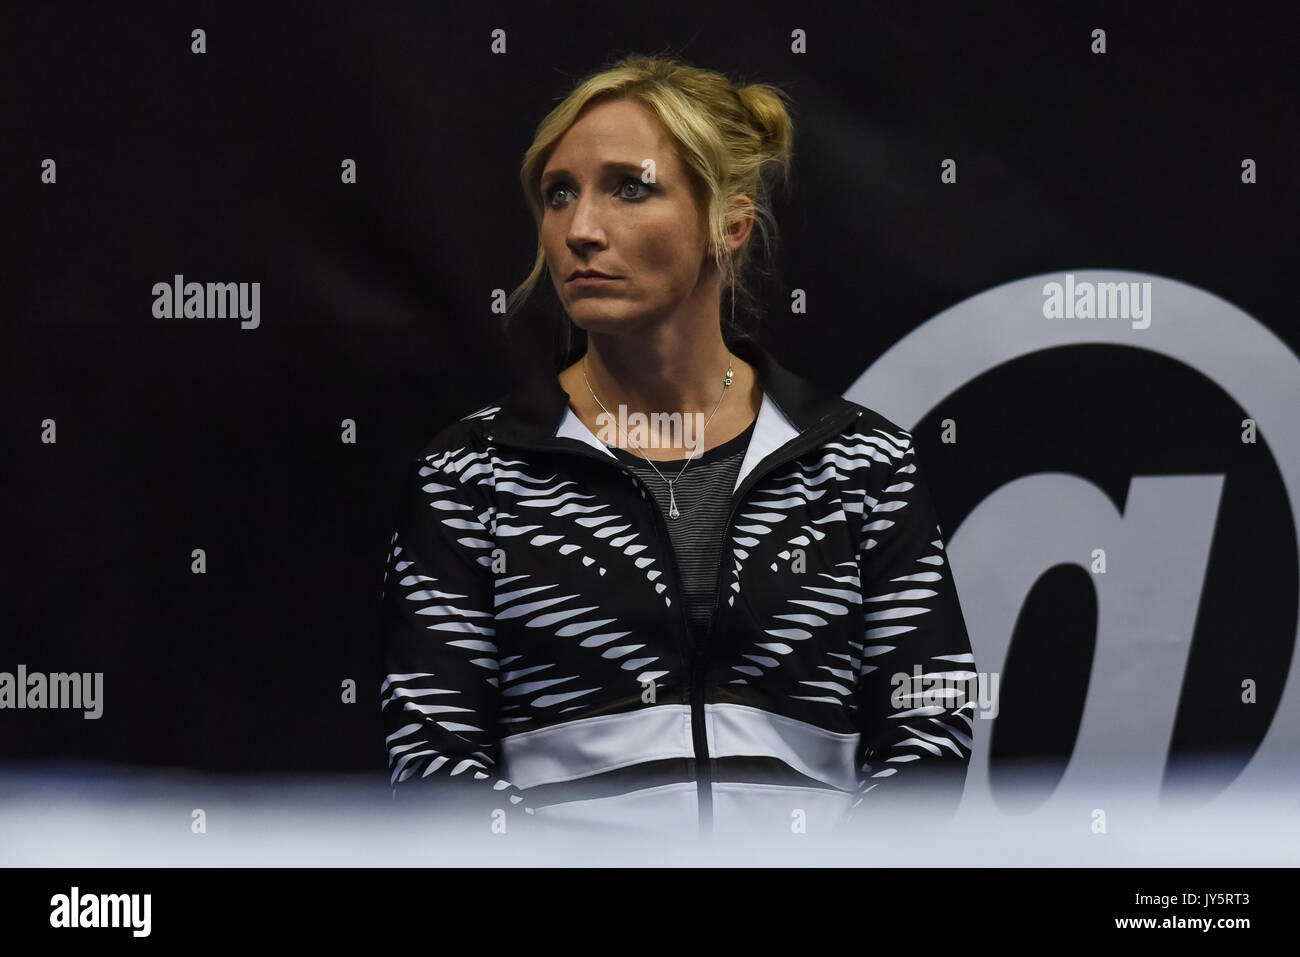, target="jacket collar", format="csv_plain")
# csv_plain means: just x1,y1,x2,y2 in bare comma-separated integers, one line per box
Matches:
489,330,852,448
